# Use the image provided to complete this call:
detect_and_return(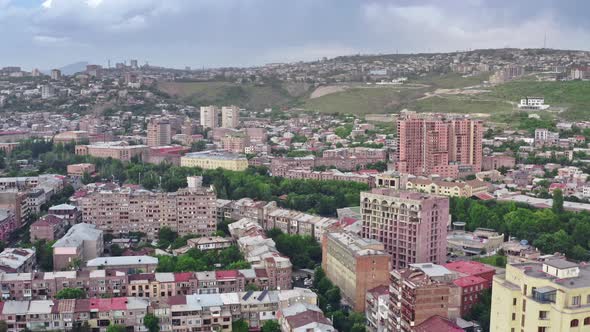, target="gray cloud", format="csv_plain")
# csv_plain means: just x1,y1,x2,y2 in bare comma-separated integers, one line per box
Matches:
0,0,589,69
